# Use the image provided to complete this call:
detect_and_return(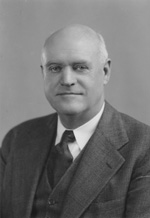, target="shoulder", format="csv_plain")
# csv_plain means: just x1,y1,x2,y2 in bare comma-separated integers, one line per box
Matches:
112,105,150,160
104,101,150,148
12,113,57,131
104,102,150,167
119,112,150,160
105,101,150,134
0,113,57,162
120,111,150,137
3,113,57,140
